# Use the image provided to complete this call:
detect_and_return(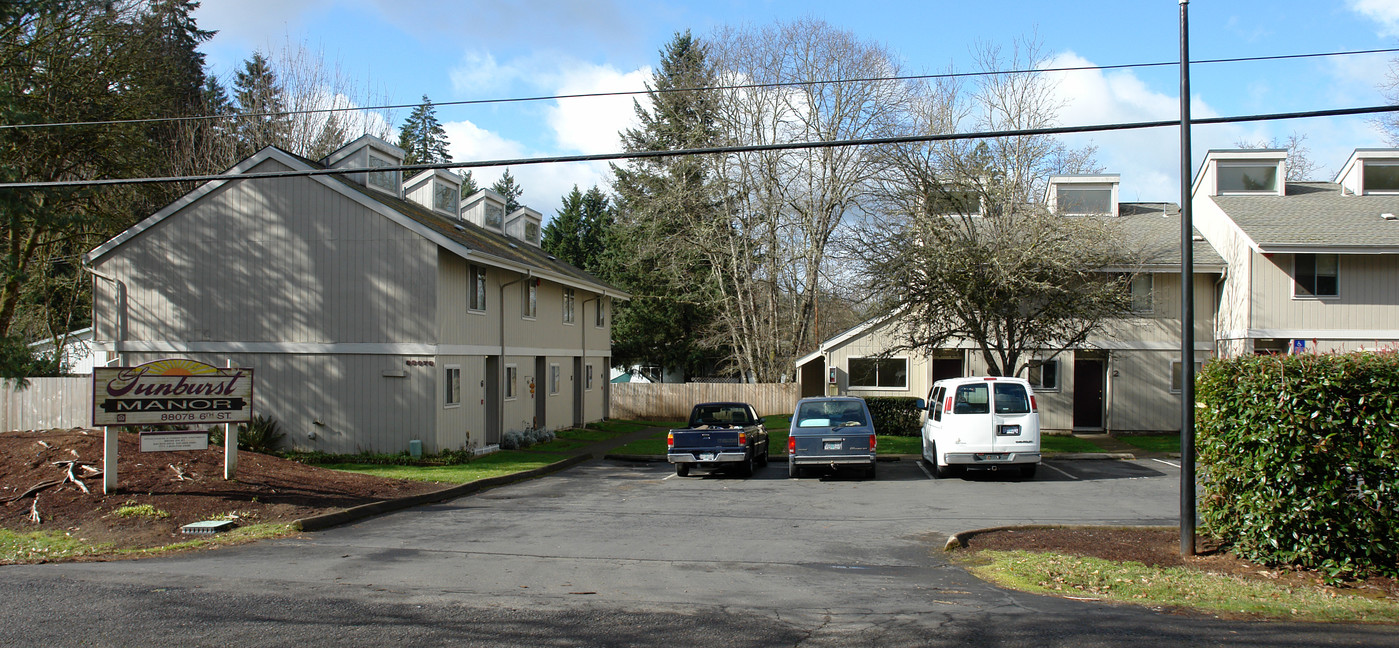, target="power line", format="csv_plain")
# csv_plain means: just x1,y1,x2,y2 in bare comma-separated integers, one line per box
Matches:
3,46,1397,132
4,104,1397,191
